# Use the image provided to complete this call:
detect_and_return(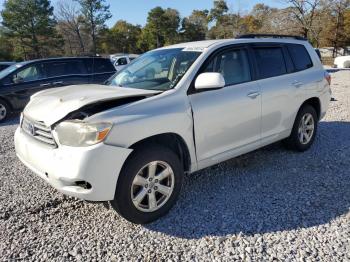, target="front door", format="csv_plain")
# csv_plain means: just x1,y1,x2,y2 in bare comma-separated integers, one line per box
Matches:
189,47,261,165
4,63,48,110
